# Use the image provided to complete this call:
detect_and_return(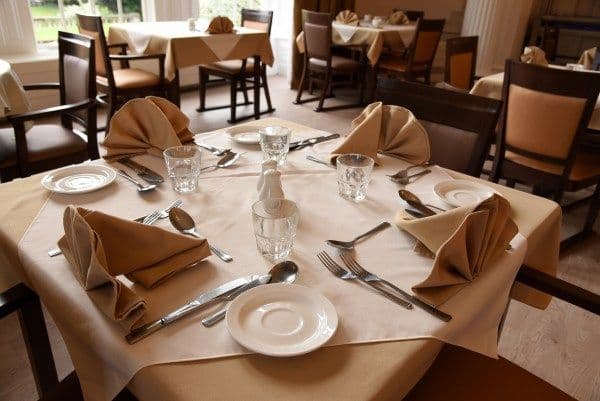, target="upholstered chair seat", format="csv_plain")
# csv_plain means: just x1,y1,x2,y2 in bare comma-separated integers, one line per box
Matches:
308,56,361,71
97,68,162,89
